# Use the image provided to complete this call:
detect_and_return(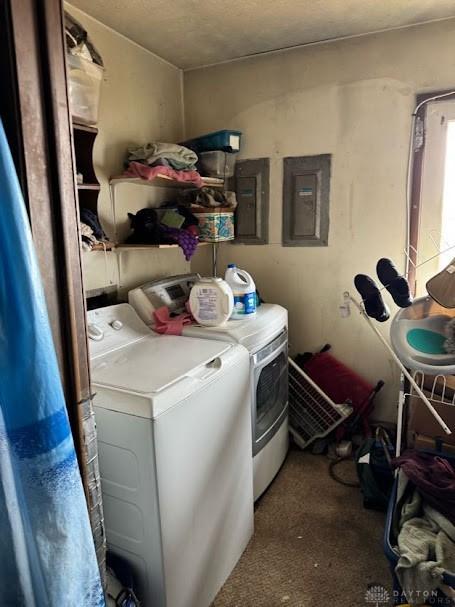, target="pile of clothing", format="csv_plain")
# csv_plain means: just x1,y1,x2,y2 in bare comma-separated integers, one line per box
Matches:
80,208,109,251
177,186,237,210
393,451,455,604
126,206,199,261
125,142,203,187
